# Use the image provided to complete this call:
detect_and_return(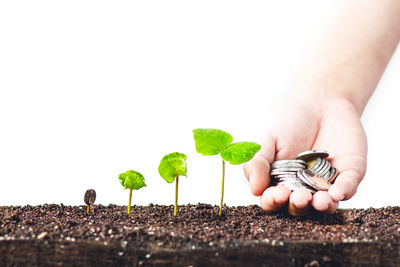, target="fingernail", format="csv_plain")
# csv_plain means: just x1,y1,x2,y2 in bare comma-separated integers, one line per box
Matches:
249,173,255,185
328,186,345,202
